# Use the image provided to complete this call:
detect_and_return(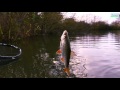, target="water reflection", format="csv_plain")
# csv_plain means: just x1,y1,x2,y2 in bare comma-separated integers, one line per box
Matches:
1,31,120,78
0,35,77,78
71,31,120,78
70,56,87,78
